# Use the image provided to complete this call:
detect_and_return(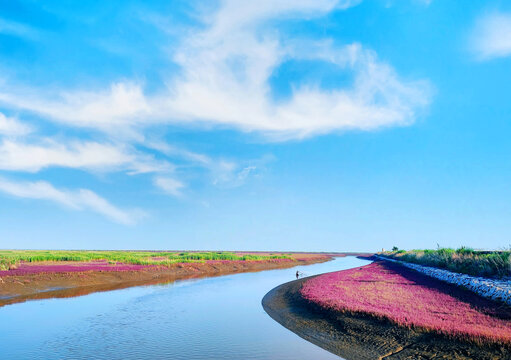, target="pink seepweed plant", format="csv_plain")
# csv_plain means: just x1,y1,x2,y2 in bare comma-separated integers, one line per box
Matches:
0,261,154,276
300,261,511,344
